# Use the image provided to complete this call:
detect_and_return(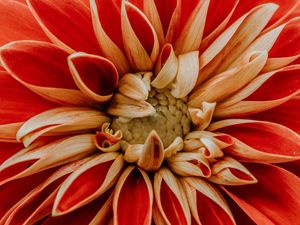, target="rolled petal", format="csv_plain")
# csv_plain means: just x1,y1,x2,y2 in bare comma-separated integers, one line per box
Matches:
3,159,88,225
16,107,110,146
190,51,267,107
223,163,300,225
154,167,191,225
208,156,257,185
0,0,48,45
182,177,236,225
107,93,155,118
174,0,209,54
0,70,56,125
209,119,300,163
152,44,178,89
90,0,130,75
0,134,97,184
215,65,300,117
188,102,216,130
136,131,164,171
197,3,277,84
171,51,199,98
53,153,123,215
113,166,153,225
95,123,122,152
121,1,159,71
27,0,101,54
68,52,119,103
0,41,91,106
